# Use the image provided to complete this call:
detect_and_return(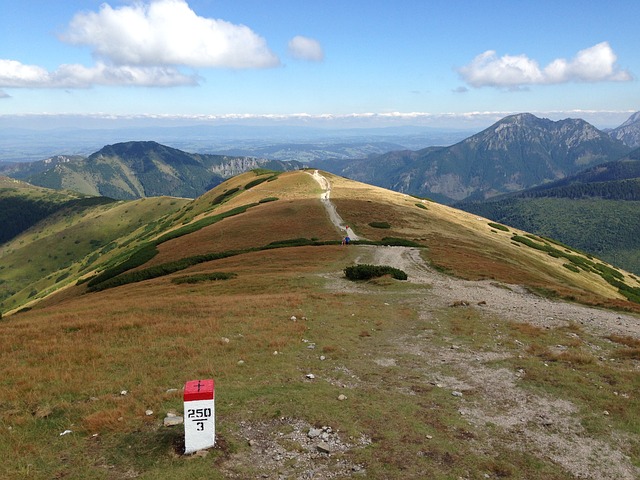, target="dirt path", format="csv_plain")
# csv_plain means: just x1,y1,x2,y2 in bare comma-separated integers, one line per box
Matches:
310,170,360,241
360,245,640,340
